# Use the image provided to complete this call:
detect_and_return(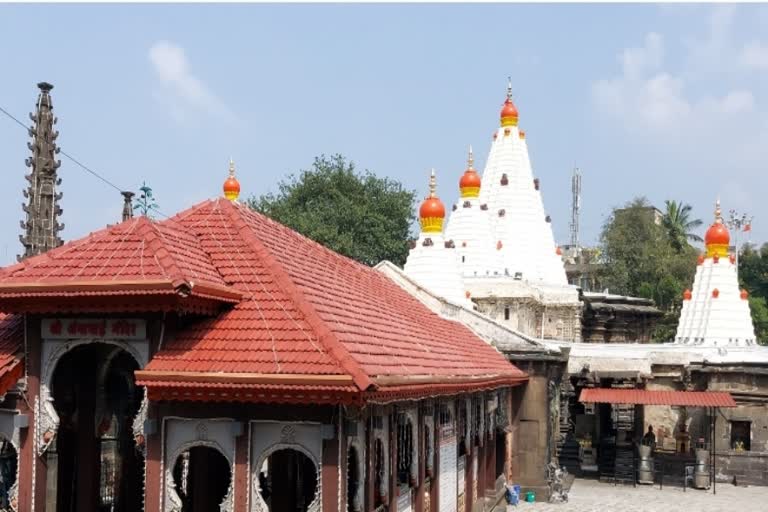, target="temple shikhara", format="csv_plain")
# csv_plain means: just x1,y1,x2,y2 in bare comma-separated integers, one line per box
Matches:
405,81,581,342
0,80,765,512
